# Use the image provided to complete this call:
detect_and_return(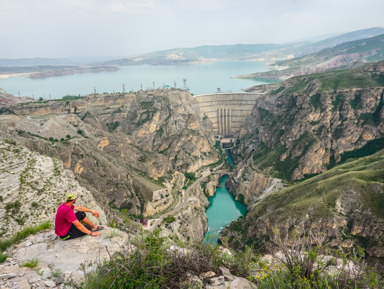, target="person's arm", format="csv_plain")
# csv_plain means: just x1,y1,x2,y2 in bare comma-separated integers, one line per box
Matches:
73,205,100,217
72,220,99,237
